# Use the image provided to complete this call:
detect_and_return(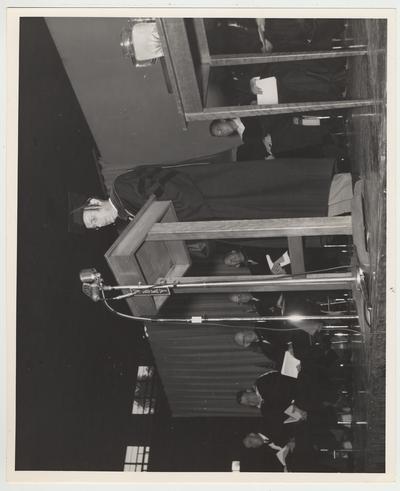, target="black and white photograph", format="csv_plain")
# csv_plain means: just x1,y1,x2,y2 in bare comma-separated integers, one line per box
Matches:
6,7,394,482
